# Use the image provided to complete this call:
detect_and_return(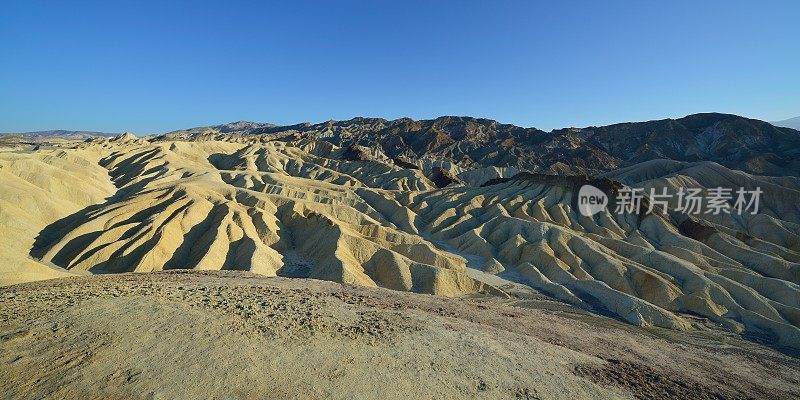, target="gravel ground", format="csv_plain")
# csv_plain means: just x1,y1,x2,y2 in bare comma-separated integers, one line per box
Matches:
1,270,798,399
